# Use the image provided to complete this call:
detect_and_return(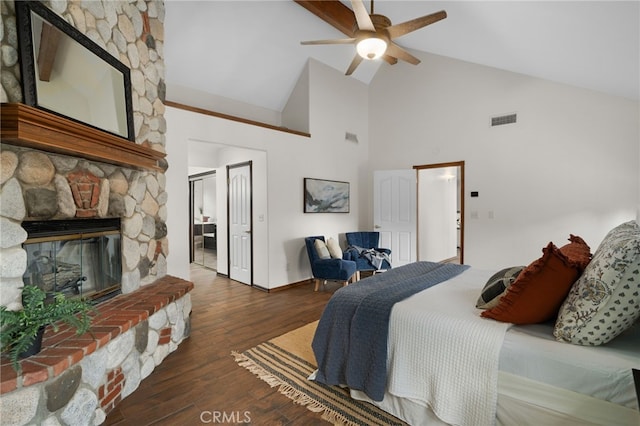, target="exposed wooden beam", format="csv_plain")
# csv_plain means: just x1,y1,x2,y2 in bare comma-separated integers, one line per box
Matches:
293,0,357,37
37,22,62,82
